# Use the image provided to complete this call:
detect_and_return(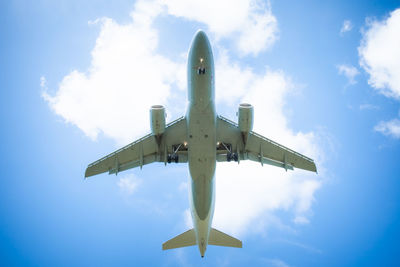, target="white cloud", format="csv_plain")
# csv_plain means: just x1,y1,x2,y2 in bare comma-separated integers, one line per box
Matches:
374,118,400,138
163,0,278,55
337,64,359,85
340,20,353,35
359,9,400,99
42,1,186,145
117,174,141,195
214,163,321,235
43,0,322,236
213,54,322,235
